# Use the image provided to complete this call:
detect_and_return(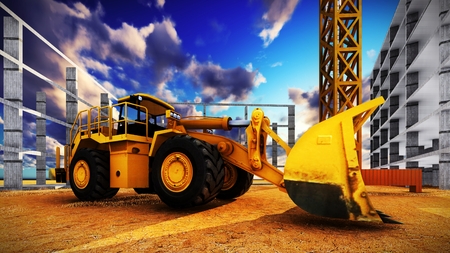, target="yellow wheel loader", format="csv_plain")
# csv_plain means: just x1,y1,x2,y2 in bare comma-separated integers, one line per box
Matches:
56,93,398,223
